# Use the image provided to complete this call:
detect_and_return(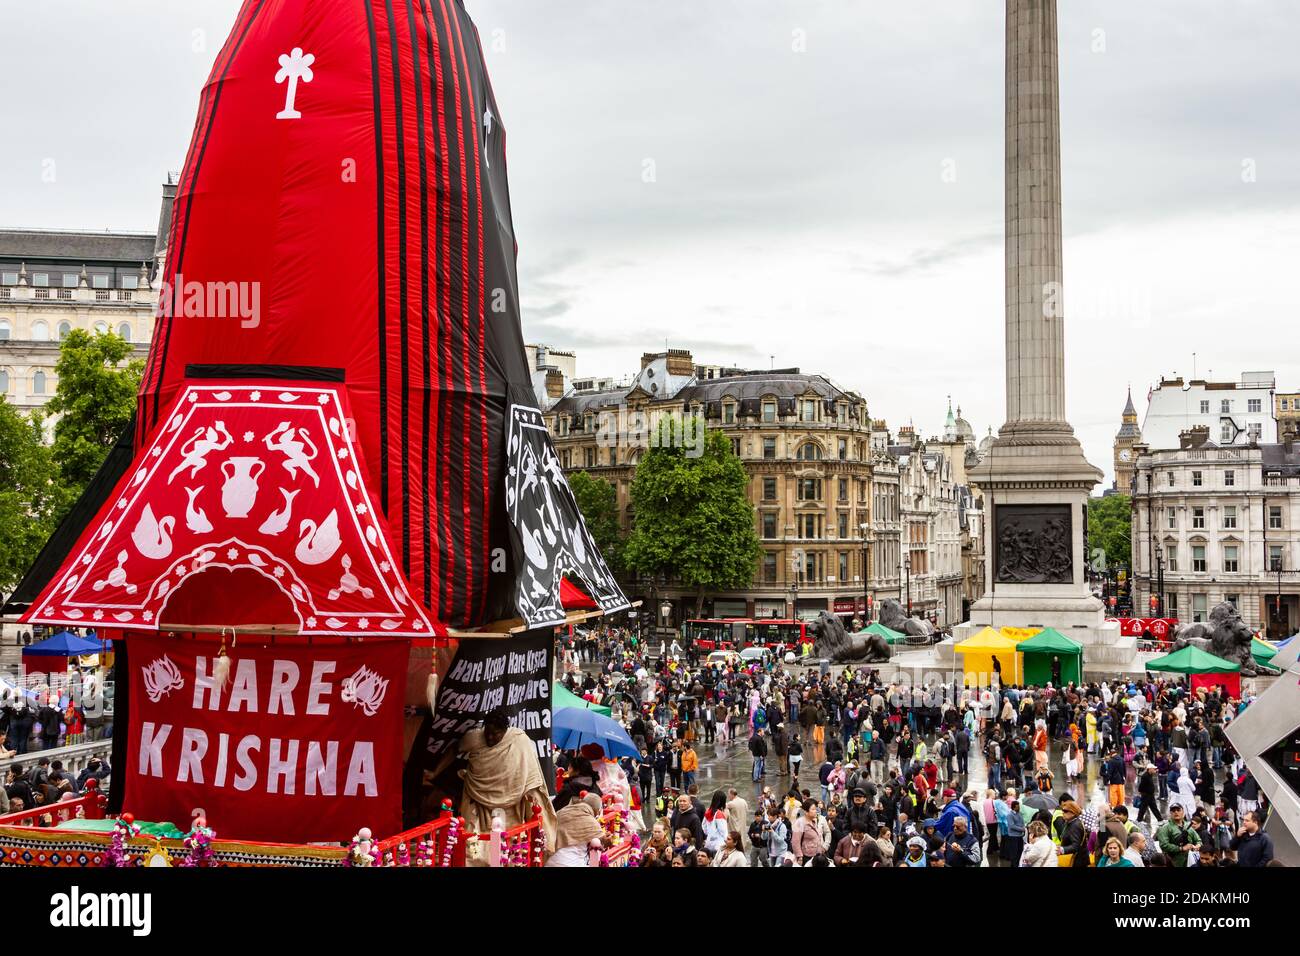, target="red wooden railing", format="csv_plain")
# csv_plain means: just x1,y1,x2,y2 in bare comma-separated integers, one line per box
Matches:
372,809,465,867
0,778,106,829
370,804,547,867
0,784,554,868
462,804,546,867
595,805,640,867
